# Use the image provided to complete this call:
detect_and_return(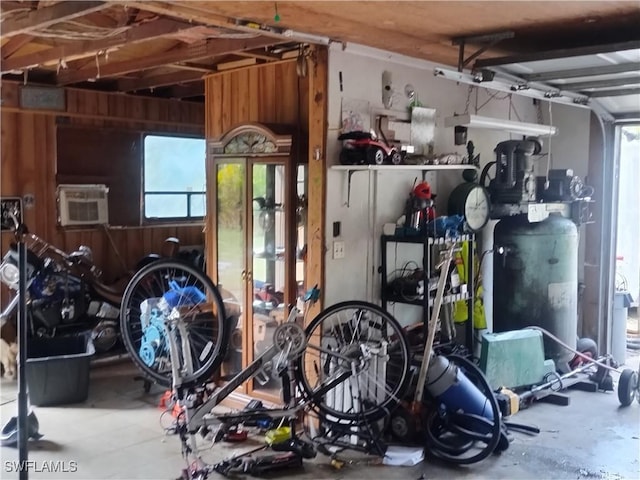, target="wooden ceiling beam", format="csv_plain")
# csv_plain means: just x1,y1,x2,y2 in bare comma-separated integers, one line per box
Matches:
126,1,291,42
171,62,218,73
118,70,204,92
1,1,110,38
57,35,284,85
234,50,282,62
1,19,196,73
0,35,34,60
215,57,257,70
